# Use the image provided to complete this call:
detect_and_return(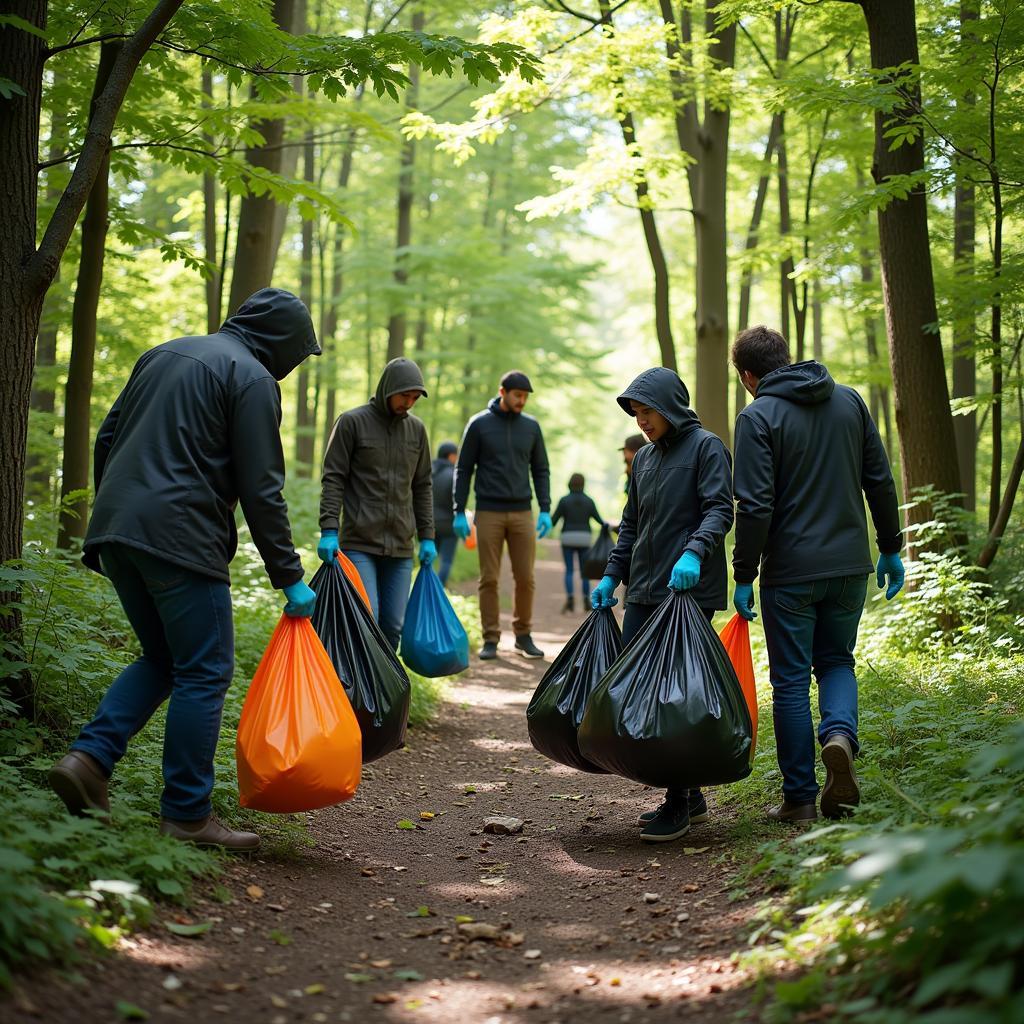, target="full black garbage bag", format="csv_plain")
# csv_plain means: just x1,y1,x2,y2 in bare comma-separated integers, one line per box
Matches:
526,608,622,773
310,557,410,763
578,592,752,788
583,524,615,580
